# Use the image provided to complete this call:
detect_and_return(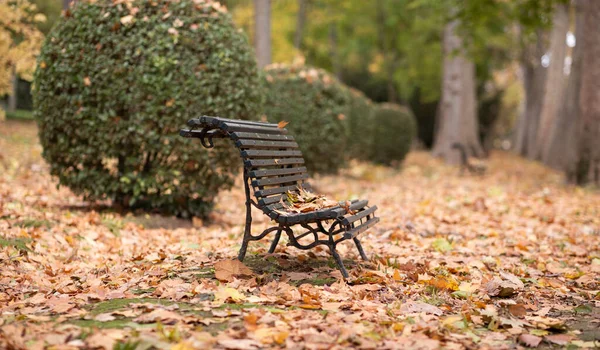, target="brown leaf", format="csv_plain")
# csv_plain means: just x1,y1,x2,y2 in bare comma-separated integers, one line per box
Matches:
544,334,572,345
83,77,91,86
214,260,253,282
508,304,527,318
133,309,182,325
277,120,289,129
400,301,443,316
518,334,542,347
